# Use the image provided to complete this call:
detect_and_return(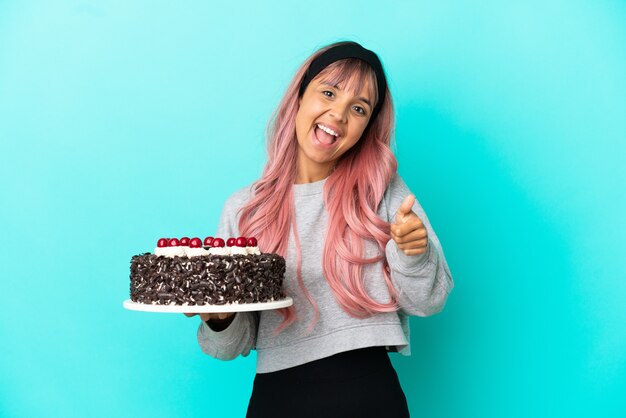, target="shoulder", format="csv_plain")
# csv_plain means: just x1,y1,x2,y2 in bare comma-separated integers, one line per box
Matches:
222,182,256,212
380,173,414,222
384,172,411,204
216,182,257,237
